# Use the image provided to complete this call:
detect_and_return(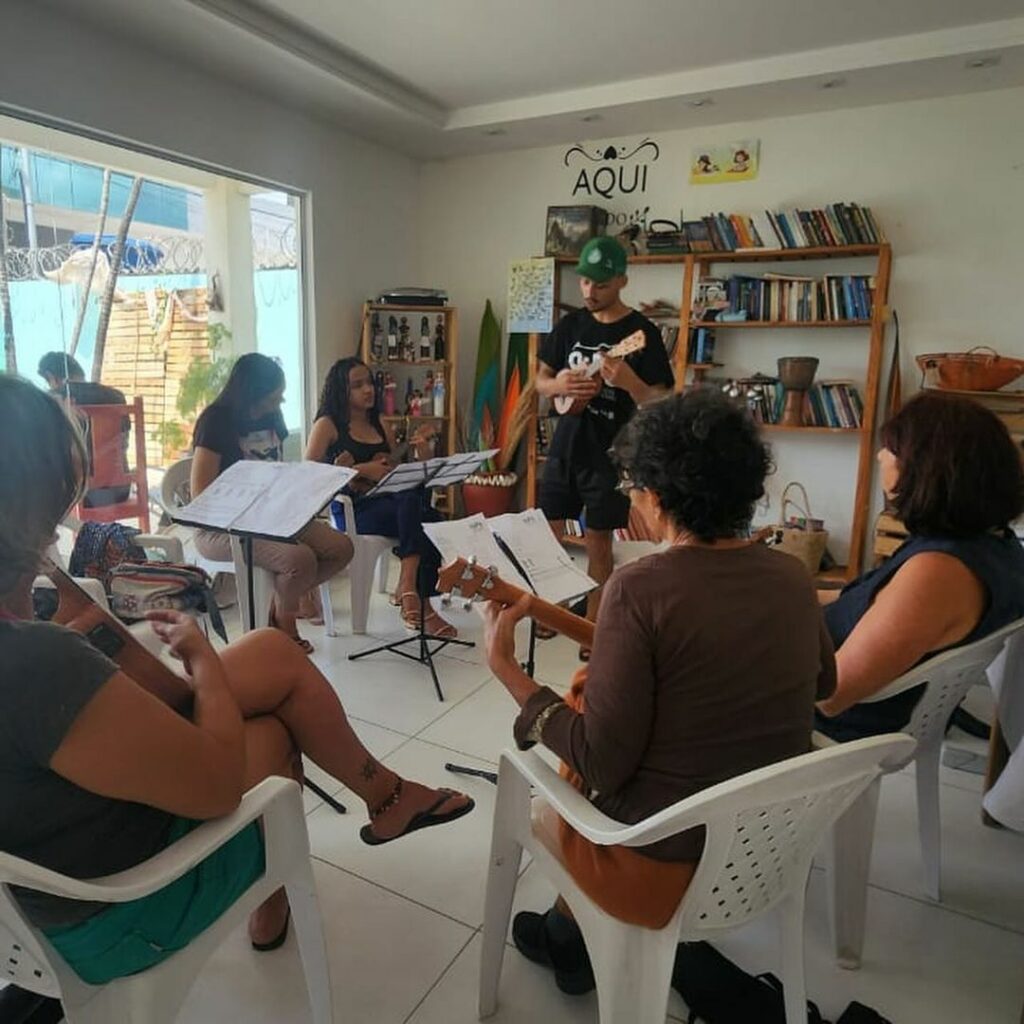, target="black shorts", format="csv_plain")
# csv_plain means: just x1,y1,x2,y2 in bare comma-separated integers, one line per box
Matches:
539,455,630,531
